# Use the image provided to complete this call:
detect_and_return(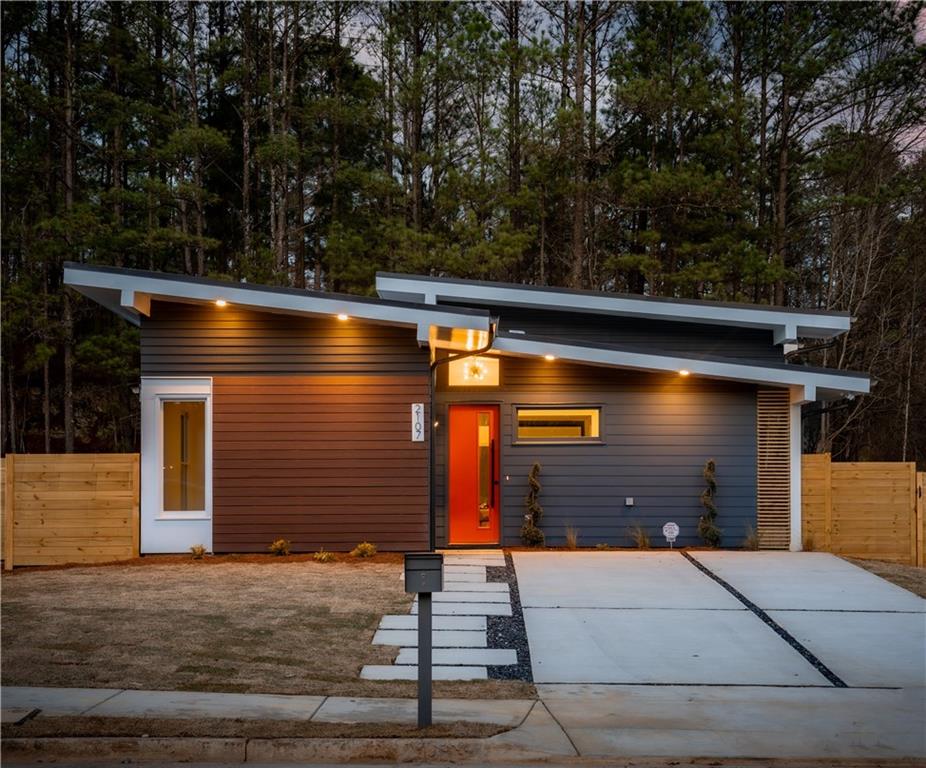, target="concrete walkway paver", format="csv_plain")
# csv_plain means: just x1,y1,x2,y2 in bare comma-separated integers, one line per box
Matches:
359,664,488,681
395,648,518,666
378,614,485,631
373,628,486,647
363,552,518,680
